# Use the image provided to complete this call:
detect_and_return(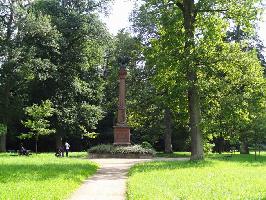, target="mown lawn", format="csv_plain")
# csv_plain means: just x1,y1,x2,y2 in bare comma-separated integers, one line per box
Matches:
0,152,98,200
156,152,190,158
127,152,266,200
